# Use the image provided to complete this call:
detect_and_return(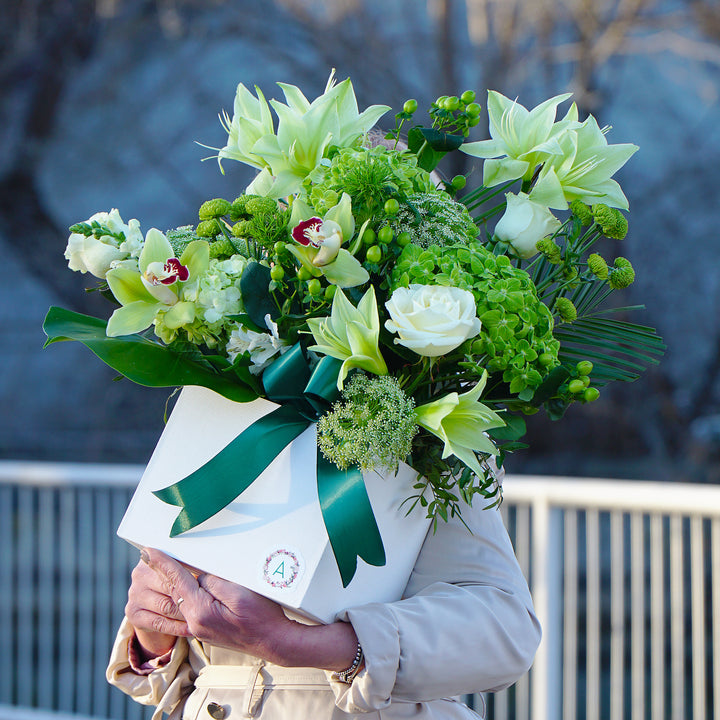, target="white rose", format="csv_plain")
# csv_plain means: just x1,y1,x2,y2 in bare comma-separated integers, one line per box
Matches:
384,284,481,357
494,192,561,259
